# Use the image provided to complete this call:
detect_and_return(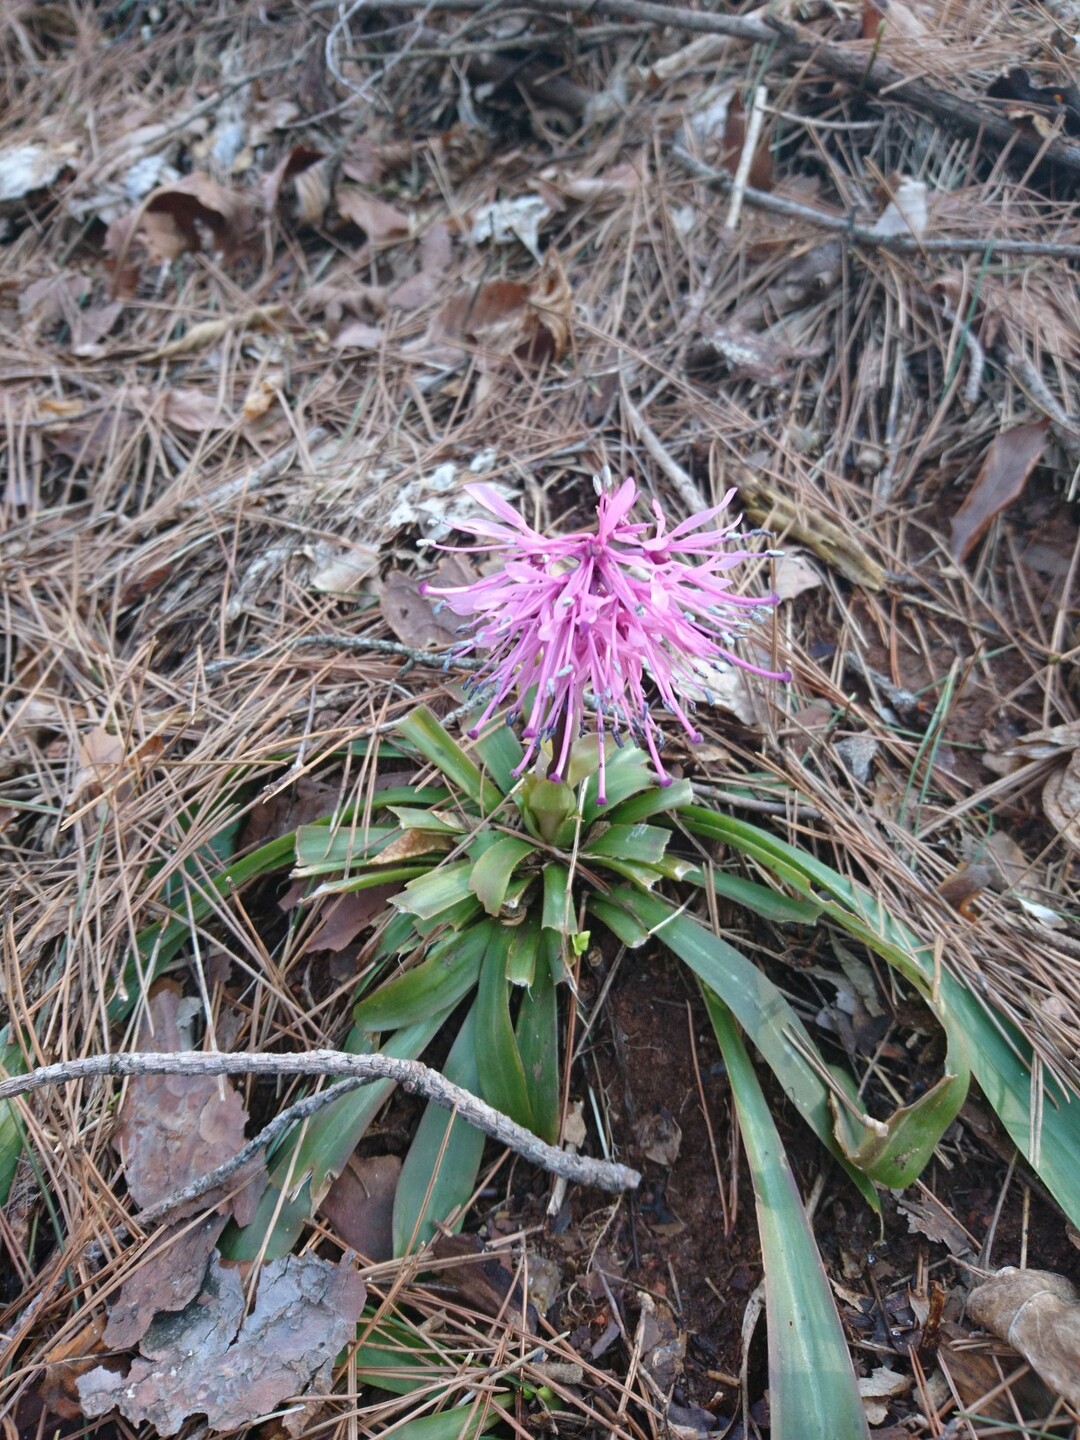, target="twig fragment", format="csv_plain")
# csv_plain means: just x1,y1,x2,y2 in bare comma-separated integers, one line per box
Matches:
0,1050,641,1194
